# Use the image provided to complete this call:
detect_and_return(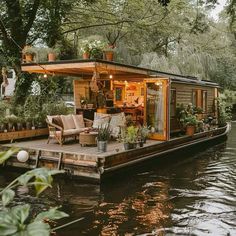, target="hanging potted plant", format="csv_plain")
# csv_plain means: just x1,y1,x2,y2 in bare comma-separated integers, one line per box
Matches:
97,125,110,152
